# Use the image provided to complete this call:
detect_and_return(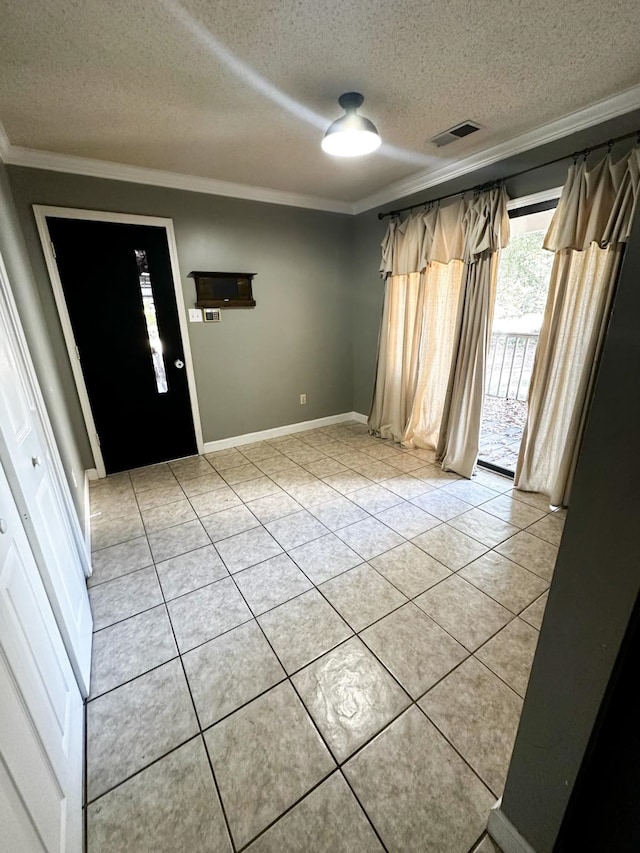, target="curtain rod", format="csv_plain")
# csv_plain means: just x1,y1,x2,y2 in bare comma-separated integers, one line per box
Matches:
377,127,640,220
